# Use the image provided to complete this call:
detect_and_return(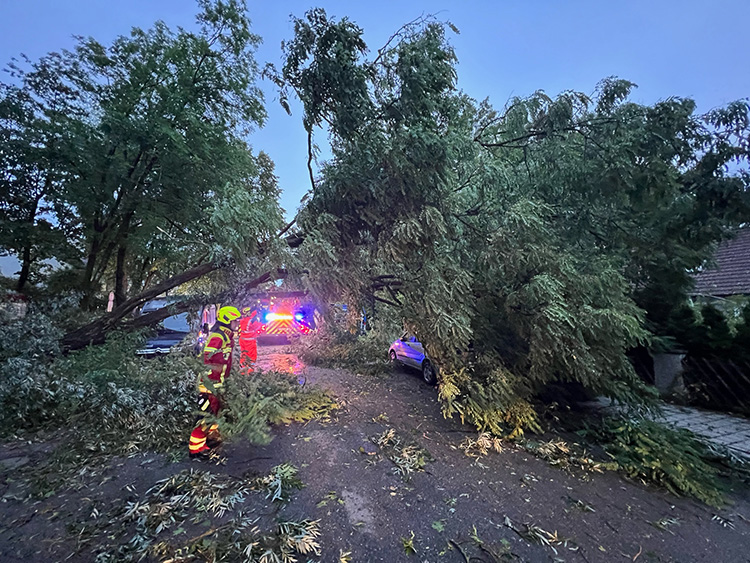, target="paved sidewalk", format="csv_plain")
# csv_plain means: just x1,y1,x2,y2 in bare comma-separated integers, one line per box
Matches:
582,398,750,459
659,403,750,459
